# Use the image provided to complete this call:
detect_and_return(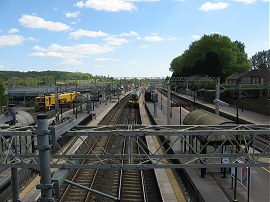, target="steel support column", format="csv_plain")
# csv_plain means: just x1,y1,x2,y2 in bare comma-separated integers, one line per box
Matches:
167,85,171,125
9,104,20,202
54,86,59,125
128,136,133,164
215,77,220,115
36,114,53,202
